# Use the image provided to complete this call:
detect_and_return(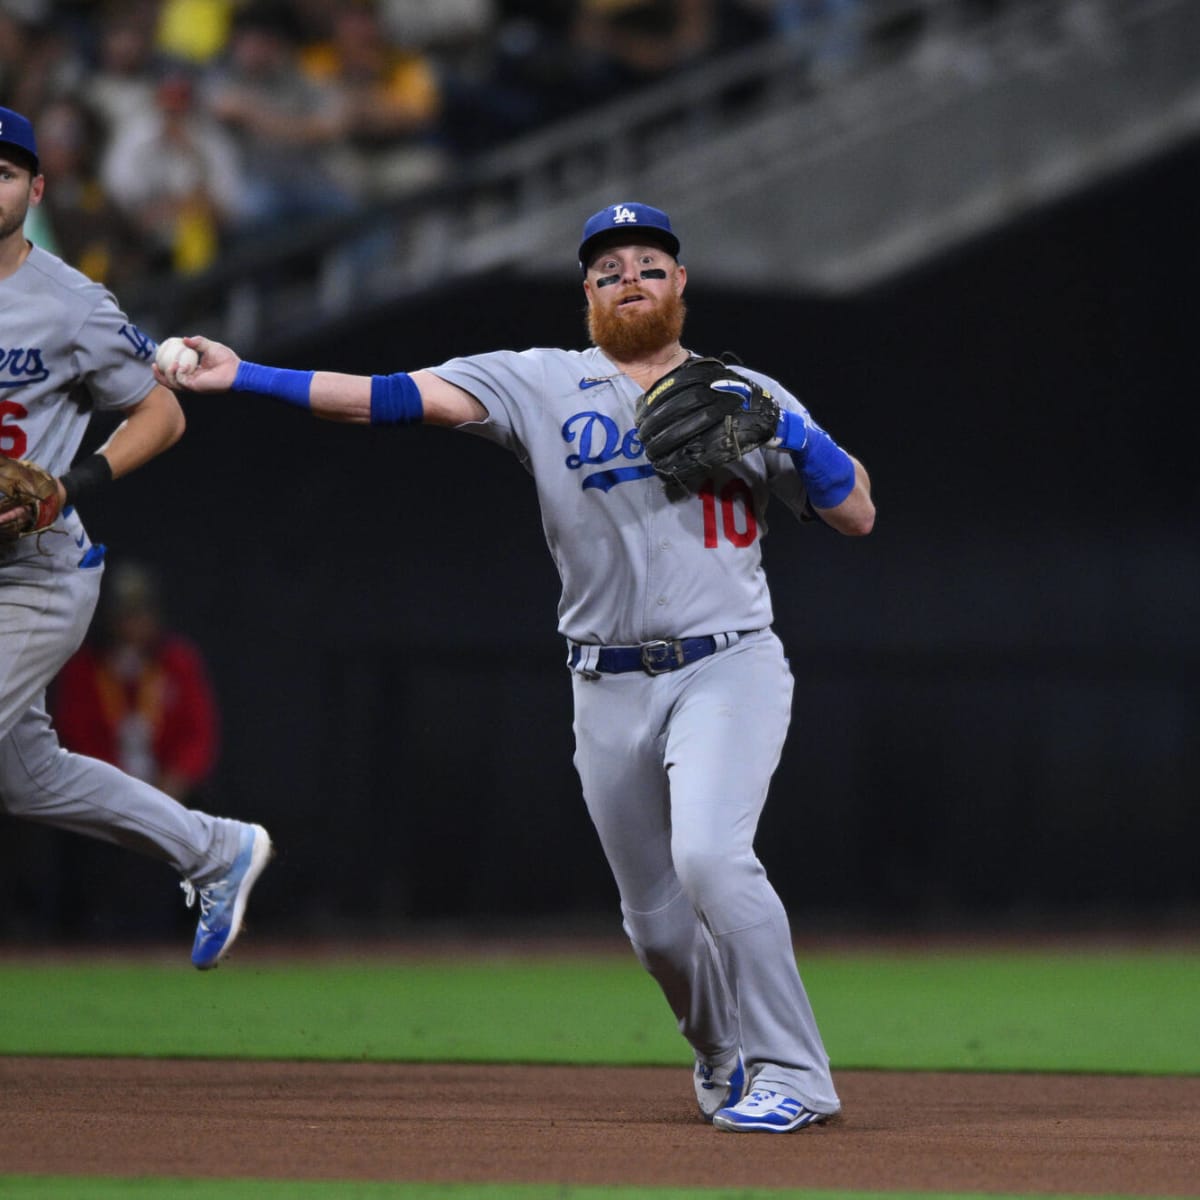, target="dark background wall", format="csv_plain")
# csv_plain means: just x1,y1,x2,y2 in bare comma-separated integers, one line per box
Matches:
4,139,1197,943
